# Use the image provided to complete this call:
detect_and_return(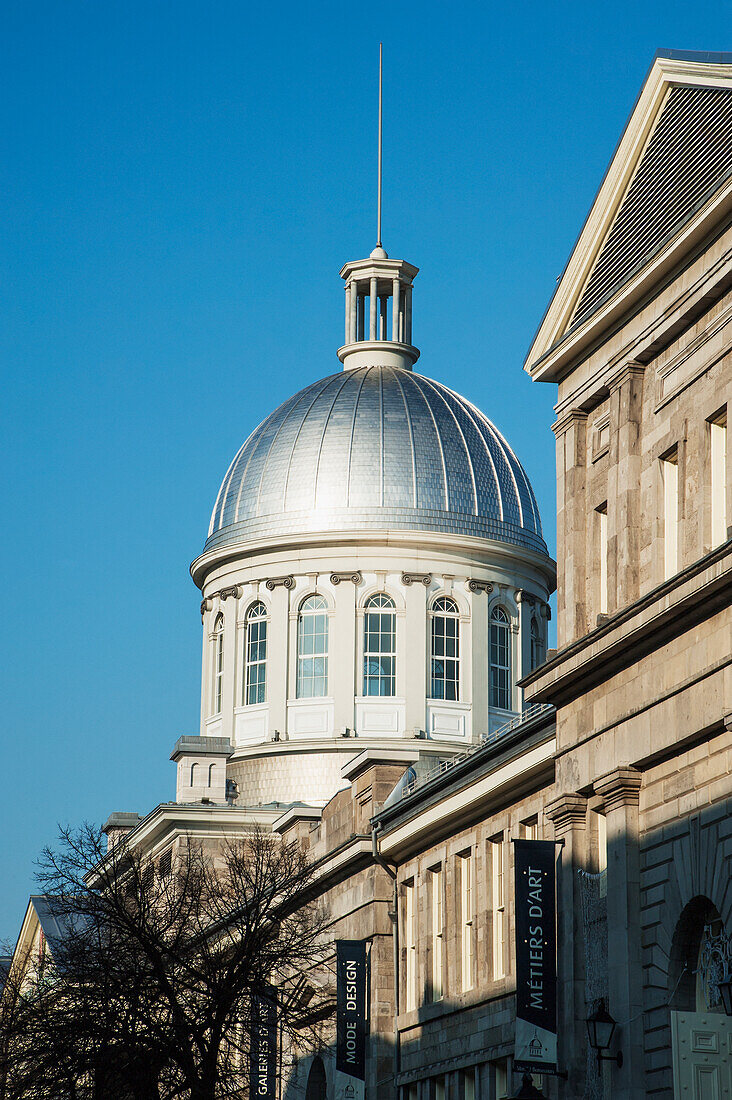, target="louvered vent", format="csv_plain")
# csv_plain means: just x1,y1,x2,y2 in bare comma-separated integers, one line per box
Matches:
573,85,732,327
